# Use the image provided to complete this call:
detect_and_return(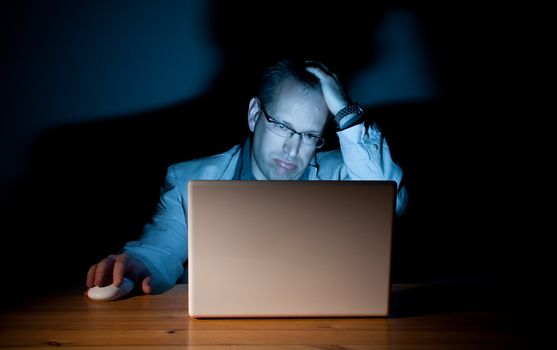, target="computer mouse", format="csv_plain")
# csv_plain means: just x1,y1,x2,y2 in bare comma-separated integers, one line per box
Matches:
87,277,135,301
